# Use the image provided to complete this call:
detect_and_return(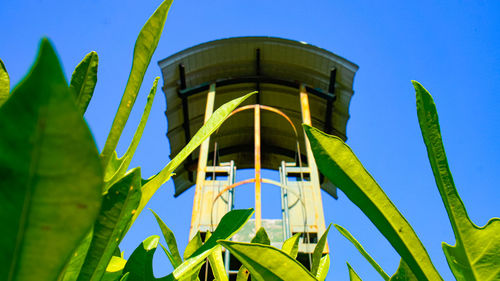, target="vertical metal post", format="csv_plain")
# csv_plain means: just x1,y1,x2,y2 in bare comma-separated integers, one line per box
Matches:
299,84,328,252
254,105,262,230
189,83,216,238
